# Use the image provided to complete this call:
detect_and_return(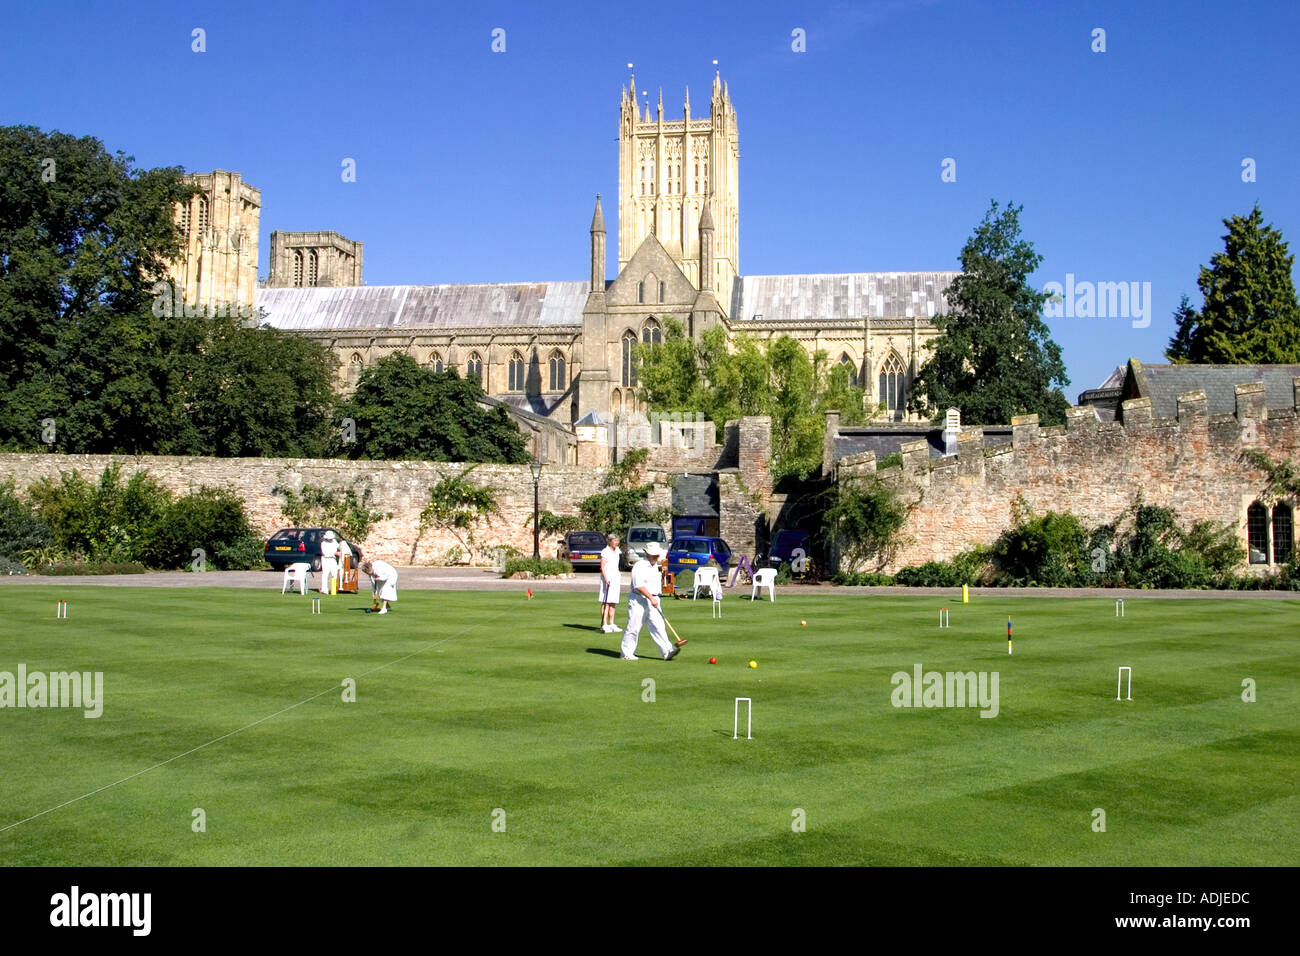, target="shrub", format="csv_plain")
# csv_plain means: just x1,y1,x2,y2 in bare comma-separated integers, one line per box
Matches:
992,507,1088,586
148,486,259,570
0,482,52,561
501,557,573,577
0,556,27,575
27,465,172,564
833,570,895,586
824,473,907,573
275,481,389,544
